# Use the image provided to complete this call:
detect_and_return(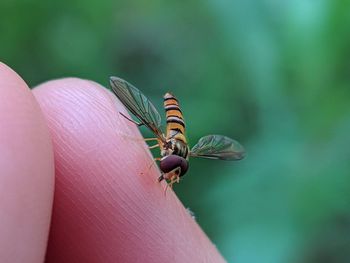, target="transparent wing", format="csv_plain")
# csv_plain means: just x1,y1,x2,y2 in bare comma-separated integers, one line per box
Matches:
190,135,245,160
110,76,165,140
